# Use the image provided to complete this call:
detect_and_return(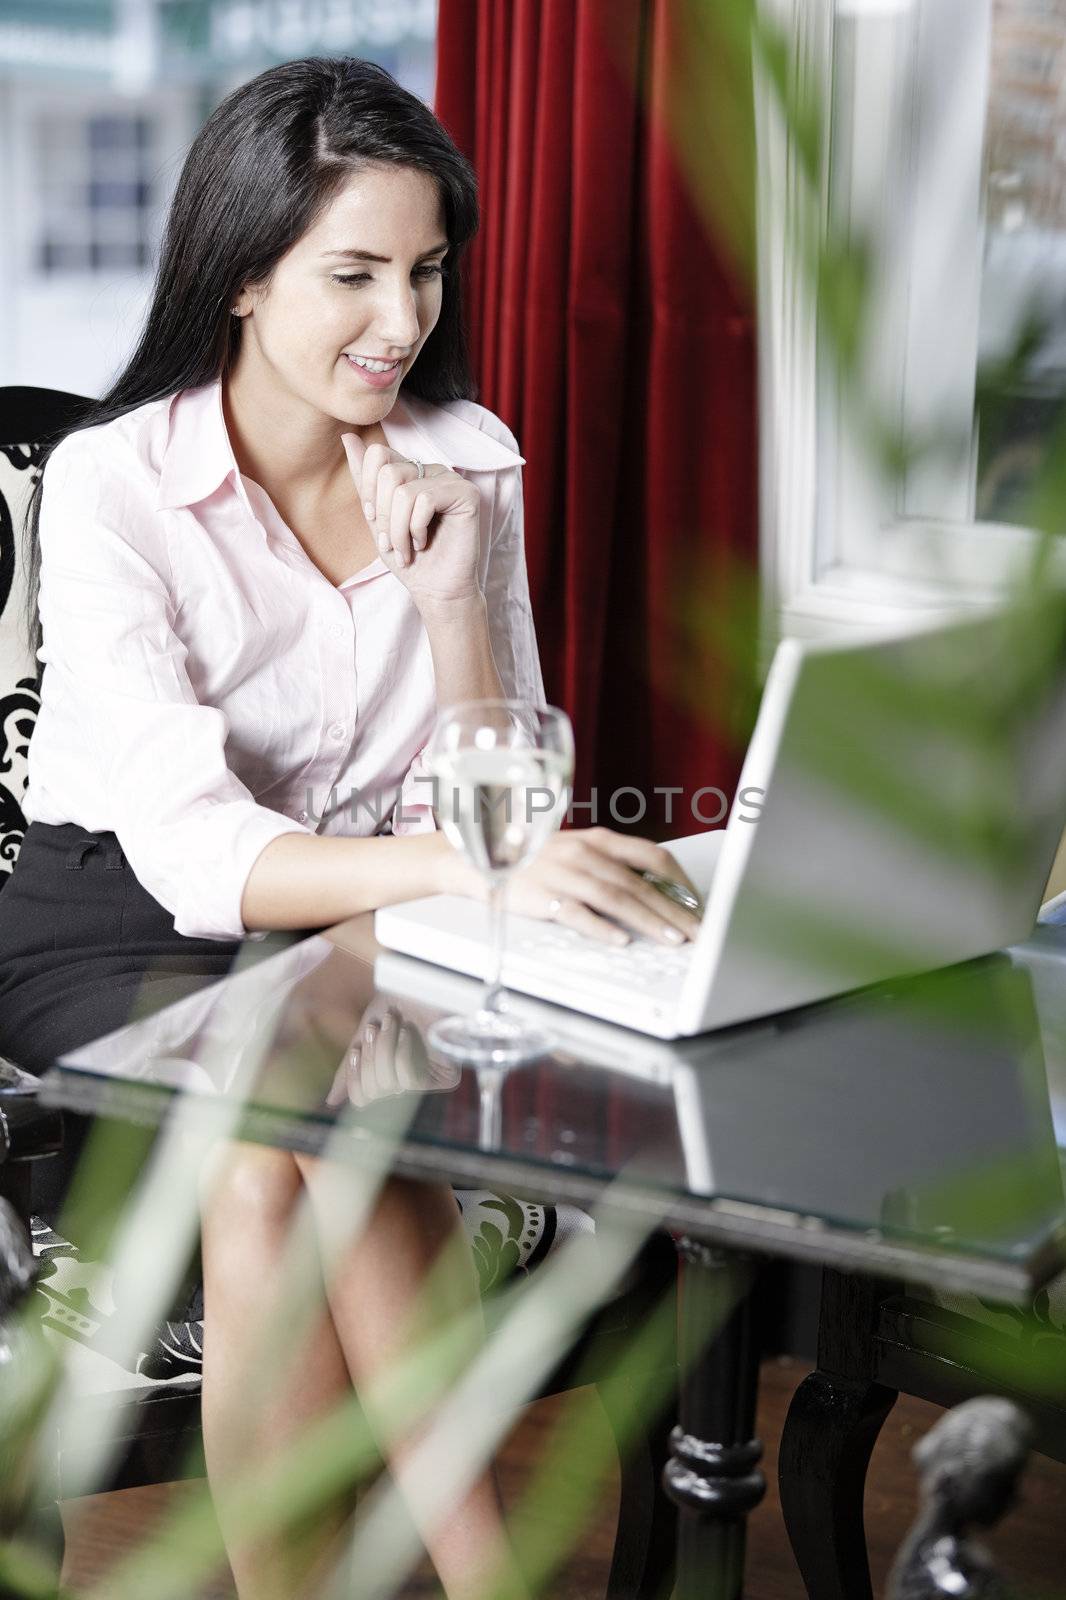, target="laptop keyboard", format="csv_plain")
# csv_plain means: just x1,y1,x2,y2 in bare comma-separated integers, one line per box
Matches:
511,925,692,990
